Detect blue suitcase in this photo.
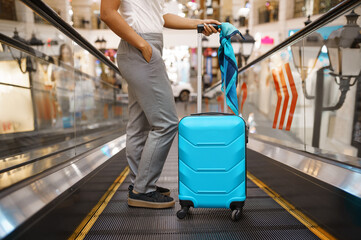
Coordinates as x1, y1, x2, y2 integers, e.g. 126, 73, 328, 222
177, 113, 247, 220
176, 24, 247, 220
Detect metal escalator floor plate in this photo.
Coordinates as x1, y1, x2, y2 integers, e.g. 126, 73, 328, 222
58, 202, 101, 215
247, 180, 258, 188
89, 176, 123, 183
111, 191, 129, 201
69, 191, 109, 202
118, 184, 131, 191
81, 182, 118, 191
247, 187, 270, 198
243, 197, 284, 211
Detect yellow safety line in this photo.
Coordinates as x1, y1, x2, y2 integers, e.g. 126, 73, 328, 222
247, 171, 337, 240
68, 166, 130, 240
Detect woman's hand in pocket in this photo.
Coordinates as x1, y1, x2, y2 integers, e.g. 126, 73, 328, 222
140, 42, 152, 63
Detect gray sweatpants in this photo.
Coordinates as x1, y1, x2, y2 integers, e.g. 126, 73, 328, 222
116, 33, 178, 193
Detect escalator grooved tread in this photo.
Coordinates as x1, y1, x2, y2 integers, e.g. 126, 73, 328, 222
84, 229, 318, 240
83, 138, 320, 240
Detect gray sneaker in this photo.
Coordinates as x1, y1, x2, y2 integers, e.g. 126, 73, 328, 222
128, 190, 175, 209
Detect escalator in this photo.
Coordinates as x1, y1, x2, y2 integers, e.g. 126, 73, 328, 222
1, 0, 361, 240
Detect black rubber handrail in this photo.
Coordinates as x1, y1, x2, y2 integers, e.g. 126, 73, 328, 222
20, 0, 120, 75
238, 0, 361, 74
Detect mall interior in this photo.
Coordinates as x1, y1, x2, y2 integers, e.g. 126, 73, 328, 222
0, 0, 361, 239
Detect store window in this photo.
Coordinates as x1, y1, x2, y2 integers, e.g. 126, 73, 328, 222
258, 1, 279, 24
236, 1, 250, 27
0, 0, 16, 21
294, 0, 344, 18
71, 1, 107, 29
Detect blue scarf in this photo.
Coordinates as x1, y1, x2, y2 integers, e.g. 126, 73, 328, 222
218, 23, 244, 115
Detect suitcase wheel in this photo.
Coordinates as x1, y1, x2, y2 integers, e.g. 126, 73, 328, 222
177, 207, 189, 219
231, 209, 242, 221
177, 200, 193, 219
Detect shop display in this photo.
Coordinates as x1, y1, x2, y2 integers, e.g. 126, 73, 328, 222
0, 57, 34, 134
163, 46, 191, 84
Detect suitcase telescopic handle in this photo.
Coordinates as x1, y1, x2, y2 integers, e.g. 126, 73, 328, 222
196, 23, 220, 113
197, 24, 220, 33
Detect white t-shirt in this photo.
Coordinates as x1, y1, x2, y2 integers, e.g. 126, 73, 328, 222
120, 0, 167, 33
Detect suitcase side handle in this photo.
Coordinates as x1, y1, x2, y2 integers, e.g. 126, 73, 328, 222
197, 24, 220, 33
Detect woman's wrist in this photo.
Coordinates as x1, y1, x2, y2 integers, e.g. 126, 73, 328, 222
132, 36, 148, 51
195, 19, 204, 28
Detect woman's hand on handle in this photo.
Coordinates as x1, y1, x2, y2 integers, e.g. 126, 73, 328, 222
163, 14, 221, 36
200, 19, 221, 36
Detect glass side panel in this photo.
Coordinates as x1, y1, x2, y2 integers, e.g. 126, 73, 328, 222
293, 0, 344, 18
240, 5, 361, 168
302, 7, 361, 167
239, 48, 306, 150
0, 0, 127, 189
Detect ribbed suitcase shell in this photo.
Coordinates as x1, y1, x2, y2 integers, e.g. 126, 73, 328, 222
178, 114, 246, 208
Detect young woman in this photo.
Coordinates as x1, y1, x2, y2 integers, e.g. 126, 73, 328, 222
101, 0, 220, 209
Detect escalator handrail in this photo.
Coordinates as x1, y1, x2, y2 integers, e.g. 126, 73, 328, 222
20, 0, 120, 76
238, 0, 360, 74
